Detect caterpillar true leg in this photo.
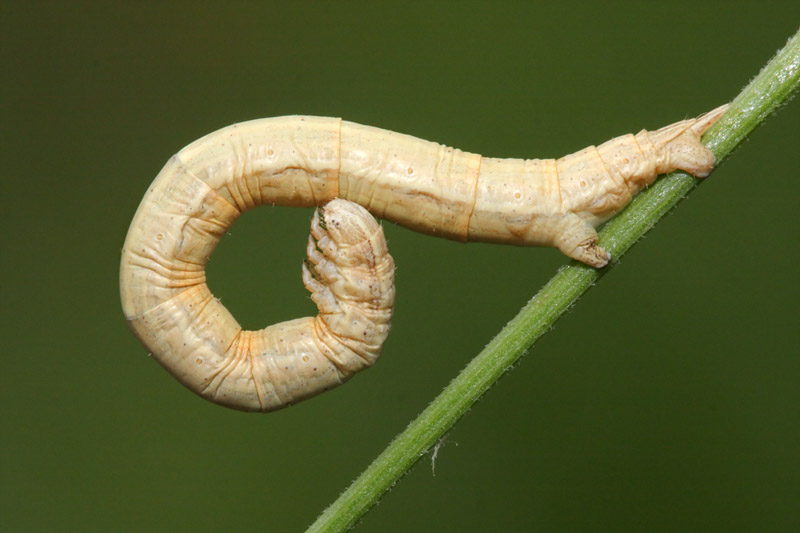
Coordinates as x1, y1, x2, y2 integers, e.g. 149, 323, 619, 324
121, 106, 727, 411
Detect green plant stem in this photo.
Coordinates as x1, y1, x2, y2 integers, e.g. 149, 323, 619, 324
308, 30, 800, 533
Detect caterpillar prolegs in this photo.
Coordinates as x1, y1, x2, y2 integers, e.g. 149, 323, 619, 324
120, 105, 727, 411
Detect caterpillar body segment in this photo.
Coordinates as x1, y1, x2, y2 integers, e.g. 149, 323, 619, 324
467, 104, 727, 265
120, 105, 727, 411
122, 196, 394, 412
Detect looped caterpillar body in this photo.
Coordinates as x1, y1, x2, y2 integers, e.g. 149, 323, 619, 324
120, 105, 727, 412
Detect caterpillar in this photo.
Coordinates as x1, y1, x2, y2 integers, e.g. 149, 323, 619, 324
120, 105, 727, 412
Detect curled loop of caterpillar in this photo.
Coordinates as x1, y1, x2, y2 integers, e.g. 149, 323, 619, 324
122, 197, 394, 413
120, 106, 727, 412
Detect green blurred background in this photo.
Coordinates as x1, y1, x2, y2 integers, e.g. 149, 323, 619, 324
2, 2, 798, 531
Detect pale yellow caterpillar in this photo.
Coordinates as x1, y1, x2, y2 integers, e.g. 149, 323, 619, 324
120, 106, 727, 412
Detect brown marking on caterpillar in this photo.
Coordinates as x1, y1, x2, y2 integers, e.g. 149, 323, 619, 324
120, 106, 727, 411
